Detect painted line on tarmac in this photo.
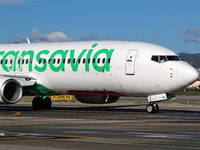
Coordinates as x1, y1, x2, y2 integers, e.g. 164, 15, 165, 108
42, 109, 145, 114
42, 109, 200, 115
0, 132, 99, 142
0, 111, 21, 118
64, 131, 200, 140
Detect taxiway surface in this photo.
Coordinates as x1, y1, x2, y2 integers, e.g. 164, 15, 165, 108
0, 100, 200, 150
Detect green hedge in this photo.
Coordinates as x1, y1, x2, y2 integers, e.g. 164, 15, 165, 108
177, 89, 200, 96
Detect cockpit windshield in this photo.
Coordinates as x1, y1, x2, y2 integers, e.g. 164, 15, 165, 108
151, 55, 181, 63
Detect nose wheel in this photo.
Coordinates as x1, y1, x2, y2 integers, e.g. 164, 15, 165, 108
146, 103, 159, 113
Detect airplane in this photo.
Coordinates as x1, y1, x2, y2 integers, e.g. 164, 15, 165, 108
0, 40, 198, 113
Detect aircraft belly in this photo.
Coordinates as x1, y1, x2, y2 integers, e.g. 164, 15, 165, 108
40, 72, 123, 96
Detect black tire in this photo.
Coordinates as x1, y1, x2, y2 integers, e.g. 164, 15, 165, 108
146, 104, 155, 113
32, 97, 43, 110
42, 97, 52, 110
154, 104, 159, 113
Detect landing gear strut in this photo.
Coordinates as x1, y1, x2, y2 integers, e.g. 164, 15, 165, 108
32, 96, 52, 110
146, 103, 159, 113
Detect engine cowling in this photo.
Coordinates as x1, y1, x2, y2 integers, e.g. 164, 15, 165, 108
0, 77, 22, 104
75, 95, 119, 104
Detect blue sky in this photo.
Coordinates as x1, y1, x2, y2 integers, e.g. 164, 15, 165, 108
0, 0, 200, 54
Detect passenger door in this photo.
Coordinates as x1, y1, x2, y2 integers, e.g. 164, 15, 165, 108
125, 50, 138, 75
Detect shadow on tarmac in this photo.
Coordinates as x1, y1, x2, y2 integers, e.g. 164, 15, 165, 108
0, 103, 200, 115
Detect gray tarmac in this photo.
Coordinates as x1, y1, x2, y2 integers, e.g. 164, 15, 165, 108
0, 96, 200, 150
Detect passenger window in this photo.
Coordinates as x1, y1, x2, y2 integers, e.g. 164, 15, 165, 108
30, 59, 33, 64
97, 58, 100, 64
26, 59, 29, 64
159, 56, 167, 63
108, 58, 111, 64
92, 58, 95, 64
57, 59, 60, 64
5, 59, 7, 64
83, 58, 86, 64
53, 59, 56, 64
17, 59, 20, 64
87, 59, 90, 64
0, 59, 3, 64
43, 59, 46, 64
10, 59, 13, 64
63, 59, 65, 64
102, 58, 105, 63
48, 59, 51, 64
68, 59, 70, 64
78, 59, 81, 64
73, 59, 76, 64
22, 59, 25, 64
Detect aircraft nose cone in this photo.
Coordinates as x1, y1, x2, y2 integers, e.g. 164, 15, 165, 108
177, 62, 199, 88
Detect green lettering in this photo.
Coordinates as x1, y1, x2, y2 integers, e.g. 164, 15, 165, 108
21, 50, 34, 72
2, 51, 19, 72
0, 43, 114, 73
49, 50, 68, 72
92, 43, 98, 48
92, 49, 114, 72
34, 50, 49, 72
70, 49, 87, 72
0, 51, 5, 56
84, 43, 98, 72
85, 50, 93, 72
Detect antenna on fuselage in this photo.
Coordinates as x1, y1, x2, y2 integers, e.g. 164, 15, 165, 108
27, 37, 31, 44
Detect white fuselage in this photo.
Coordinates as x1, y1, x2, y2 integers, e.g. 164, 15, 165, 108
0, 41, 198, 98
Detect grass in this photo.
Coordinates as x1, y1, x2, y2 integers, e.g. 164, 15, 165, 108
177, 89, 200, 96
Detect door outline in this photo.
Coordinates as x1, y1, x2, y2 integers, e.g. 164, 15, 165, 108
125, 50, 138, 75
7, 56, 15, 71
16, 56, 22, 71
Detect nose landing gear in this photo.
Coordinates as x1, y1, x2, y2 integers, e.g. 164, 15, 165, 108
146, 103, 159, 113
